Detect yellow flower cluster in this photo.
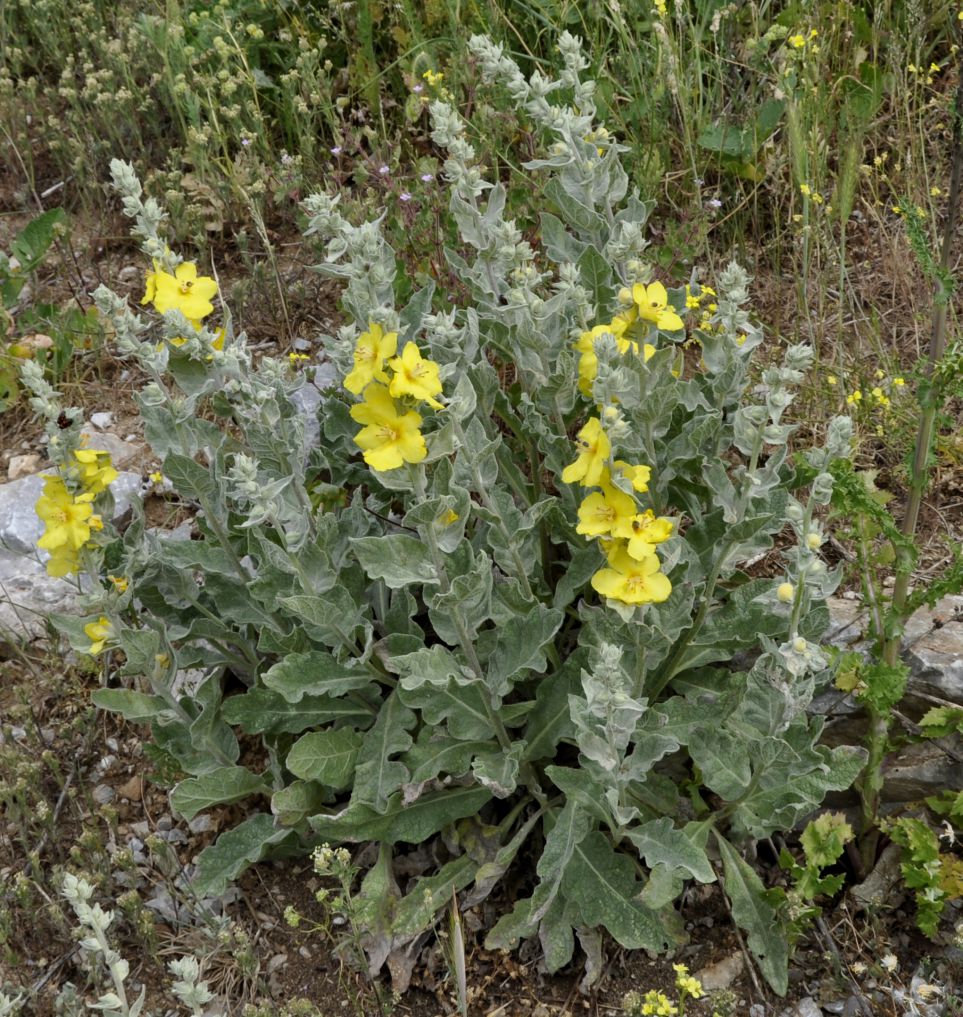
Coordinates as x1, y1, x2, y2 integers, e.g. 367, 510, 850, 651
684, 283, 717, 334
787, 28, 819, 51
639, 990, 677, 1016
35, 448, 117, 577
576, 281, 684, 398
673, 963, 705, 1001
562, 418, 673, 606
345, 323, 444, 472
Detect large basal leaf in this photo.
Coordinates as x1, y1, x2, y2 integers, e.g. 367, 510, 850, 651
171, 766, 270, 821
562, 832, 678, 952
351, 535, 439, 589
402, 732, 491, 784
261, 650, 372, 703
271, 779, 330, 826
389, 644, 466, 691
716, 835, 789, 995
286, 728, 364, 790
193, 813, 294, 897
308, 786, 492, 845
279, 589, 367, 648
223, 687, 373, 734
352, 693, 417, 811
398, 679, 497, 741
91, 689, 168, 723
485, 801, 590, 948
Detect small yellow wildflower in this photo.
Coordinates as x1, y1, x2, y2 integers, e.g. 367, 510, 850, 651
777, 582, 795, 603
789, 34, 806, 48
344, 323, 398, 394
846, 390, 863, 406
440, 508, 460, 525
350, 383, 427, 472
562, 418, 611, 487
388, 342, 444, 409
612, 461, 652, 493
149, 471, 164, 484
633, 281, 684, 332
827, 374, 837, 385
422, 69, 444, 87
147, 263, 218, 322
288, 352, 310, 364
893, 376, 906, 387
799, 183, 812, 197
673, 962, 705, 1001
591, 543, 672, 606
931, 186, 942, 196
36, 477, 99, 553
576, 482, 638, 539
84, 616, 114, 655
616, 510, 674, 561
71, 449, 118, 495
108, 575, 129, 593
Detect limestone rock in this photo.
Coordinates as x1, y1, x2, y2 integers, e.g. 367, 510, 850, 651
7, 453, 40, 480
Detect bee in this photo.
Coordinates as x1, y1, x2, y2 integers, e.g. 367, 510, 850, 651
56, 410, 71, 429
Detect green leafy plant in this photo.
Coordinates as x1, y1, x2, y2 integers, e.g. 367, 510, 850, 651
28, 35, 868, 996
884, 817, 953, 938
0, 206, 65, 410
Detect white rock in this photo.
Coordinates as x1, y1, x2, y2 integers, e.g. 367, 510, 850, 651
695, 951, 744, 990
89, 411, 114, 430
7, 453, 41, 480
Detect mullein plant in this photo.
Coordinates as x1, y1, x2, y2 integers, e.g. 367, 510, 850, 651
32, 32, 867, 996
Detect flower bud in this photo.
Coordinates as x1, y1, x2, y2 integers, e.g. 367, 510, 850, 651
793, 637, 807, 653
806, 532, 822, 550
617, 286, 633, 305
777, 582, 794, 603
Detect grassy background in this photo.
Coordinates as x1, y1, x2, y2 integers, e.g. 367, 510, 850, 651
2, 0, 962, 456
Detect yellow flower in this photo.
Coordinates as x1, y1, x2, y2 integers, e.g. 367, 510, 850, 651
71, 449, 118, 495
637, 989, 678, 1015
673, 963, 705, 1000
777, 582, 795, 603
826, 374, 837, 385
108, 575, 129, 593
575, 320, 649, 397
35, 477, 99, 552
591, 542, 672, 605
149, 263, 218, 322
562, 417, 610, 487
288, 352, 310, 364
149, 471, 164, 484
613, 510, 674, 560
632, 282, 684, 331
344, 323, 398, 395
388, 342, 444, 409
931, 186, 942, 196
789, 34, 806, 48
893, 376, 905, 387
350, 383, 426, 472
612, 461, 651, 493
46, 547, 80, 578
84, 615, 114, 655
799, 183, 812, 197
576, 482, 638, 538
846, 390, 862, 405
440, 508, 460, 525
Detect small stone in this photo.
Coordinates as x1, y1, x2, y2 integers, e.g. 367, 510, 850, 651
92, 784, 116, 805
749, 1006, 766, 1017
7, 454, 40, 480
695, 951, 744, 990
89, 411, 114, 430
156, 814, 173, 832
793, 999, 823, 1017
298, 946, 311, 959
188, 814, 213, 834
117, 775, 143, 801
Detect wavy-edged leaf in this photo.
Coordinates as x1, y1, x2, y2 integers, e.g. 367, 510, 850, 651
351, 535, 438, 589
287, 728, 364, 790
308, 786, 492, 844
716, 835, 789, 995
171, 766, 269, 821
193, 813, 293, 897
562, 832, 676, 951
223, 687, 372, 734
91, 689, 167, 723
353, 693, 416, 811
261, 651, 372, 703
626, 818, 715, 883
